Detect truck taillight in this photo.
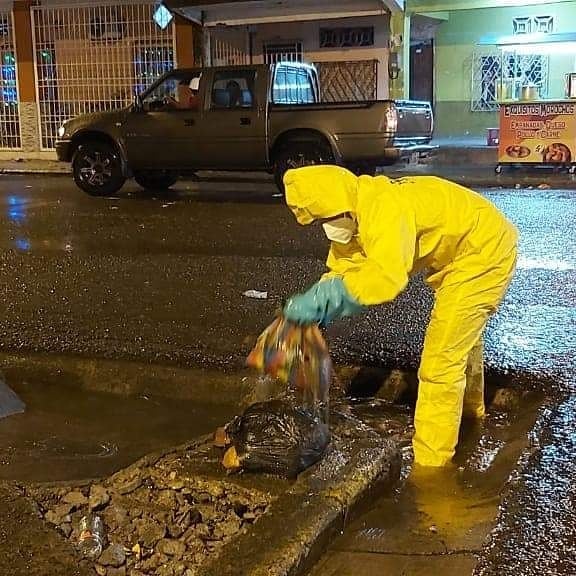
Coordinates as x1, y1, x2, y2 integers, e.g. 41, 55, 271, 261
383, 105, 398, 133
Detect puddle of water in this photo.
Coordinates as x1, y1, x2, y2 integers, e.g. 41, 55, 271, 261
0, 372, 237, 483
313, 385, 546, 575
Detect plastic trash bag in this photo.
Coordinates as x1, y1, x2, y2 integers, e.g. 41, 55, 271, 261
219, 316, 333, 477
246, 315, 332, 422
222, 400, 330, 478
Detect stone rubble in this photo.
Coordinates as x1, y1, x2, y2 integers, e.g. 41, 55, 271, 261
29, 449, 271, 576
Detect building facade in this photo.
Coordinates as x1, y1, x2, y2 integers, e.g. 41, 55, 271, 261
405, 0, 576, 140
0, 0, 409, 161
0, 0, 197, 160
166, 0, 406, 103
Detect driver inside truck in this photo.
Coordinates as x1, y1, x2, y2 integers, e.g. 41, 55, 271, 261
172, 76, 201, 110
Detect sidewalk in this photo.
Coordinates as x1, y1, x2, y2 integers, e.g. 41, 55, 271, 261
0, 159, 69, 175
1, 157, 576, 189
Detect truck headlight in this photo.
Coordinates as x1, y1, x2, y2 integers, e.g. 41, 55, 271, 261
57, 124, 66, 138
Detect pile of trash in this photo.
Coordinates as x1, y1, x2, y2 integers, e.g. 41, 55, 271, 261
218, 316, 333, 478
30, 451, 270, 576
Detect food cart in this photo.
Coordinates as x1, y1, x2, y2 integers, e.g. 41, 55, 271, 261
480, 33, 576, 173
497, 100, 576, 173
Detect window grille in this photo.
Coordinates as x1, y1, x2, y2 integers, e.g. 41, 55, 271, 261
32, 2, 176, 150
263, 42, 303, 64
320, 27, 374, 49
513, 15, 554, 35
0, 9, 20, 149
211, 30, 249, 66
472, 49, 548, 112
533, 15, 554, 34
512, 17, 532, 35
314, 60, 377, 102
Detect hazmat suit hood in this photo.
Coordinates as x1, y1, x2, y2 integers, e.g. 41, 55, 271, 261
284, 166, 359, 225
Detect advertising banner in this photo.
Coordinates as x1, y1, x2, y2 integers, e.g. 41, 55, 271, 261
499, 101, 576, 164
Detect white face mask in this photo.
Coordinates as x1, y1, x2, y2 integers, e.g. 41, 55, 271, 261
322, 216, 356, 244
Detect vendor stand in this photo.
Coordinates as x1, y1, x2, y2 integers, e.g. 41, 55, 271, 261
497, 100, 576, 173
479, 33, 576, 173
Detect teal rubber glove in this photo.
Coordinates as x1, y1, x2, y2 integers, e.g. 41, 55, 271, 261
284, 278, 363, 326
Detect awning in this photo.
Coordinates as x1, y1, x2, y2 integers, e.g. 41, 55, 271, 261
478, 32, 576, 46
164, 0, 403, 26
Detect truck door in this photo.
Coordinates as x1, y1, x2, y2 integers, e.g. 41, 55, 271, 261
198, 68, 268, 169
123, 70, 202, 171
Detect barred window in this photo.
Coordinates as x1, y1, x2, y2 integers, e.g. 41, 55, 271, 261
264, 42, 303, 64
319, 27, 374, 49
472, 51, 548, 112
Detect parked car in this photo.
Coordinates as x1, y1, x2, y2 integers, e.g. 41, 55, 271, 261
56, 62, 434, 196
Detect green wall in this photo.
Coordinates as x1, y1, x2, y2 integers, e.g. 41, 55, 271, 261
433, 2, 576, 138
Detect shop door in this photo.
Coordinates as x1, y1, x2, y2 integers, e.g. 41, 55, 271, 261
410, 41, 434, 104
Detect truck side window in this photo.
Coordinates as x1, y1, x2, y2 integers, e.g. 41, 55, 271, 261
142, 72, 202, 112
273, 64, 315, 105
211, 71, 256, 109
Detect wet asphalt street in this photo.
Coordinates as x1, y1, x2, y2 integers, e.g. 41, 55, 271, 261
1, 174, 576, 574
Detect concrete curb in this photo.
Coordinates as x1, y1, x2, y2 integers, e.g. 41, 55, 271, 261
198, 435, 401, 576
0, 351, 255, 405
4, 166, 576, 191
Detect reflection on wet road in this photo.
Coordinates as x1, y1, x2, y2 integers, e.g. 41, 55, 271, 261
0, 177, 575, 574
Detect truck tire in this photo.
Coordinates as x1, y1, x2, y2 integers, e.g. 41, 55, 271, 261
273, 140, 335, 192
134, 170, 178, 191
72, 141, 126, 197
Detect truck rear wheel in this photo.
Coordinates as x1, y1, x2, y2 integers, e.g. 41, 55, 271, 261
72, 141, 126, 197
134, 170, 178, 191
273, 141, 335, 192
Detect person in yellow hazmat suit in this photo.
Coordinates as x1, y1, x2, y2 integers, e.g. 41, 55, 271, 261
282, 165, 518, 467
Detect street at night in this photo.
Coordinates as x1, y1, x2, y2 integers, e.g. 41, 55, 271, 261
0, 174, 575, 575
3, 0, 576, 573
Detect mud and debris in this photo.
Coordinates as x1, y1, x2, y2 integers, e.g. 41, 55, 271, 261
29, 446, 272, 576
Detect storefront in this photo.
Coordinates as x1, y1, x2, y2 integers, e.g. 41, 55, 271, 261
406, 0, 576, 143
476, 33, 576, 169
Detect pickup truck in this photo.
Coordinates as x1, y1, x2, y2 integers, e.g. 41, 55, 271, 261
56, 62, 433, 196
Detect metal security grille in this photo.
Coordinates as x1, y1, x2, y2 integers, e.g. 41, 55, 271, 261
211, 29, 249, 66
319, 27, 374, 49
32, 2, 176, 149
472, 48, 549, 112
314, 60, 377, 102
264, 42, 303, 64
471, 50, 501, 112
0, 9, 21, 149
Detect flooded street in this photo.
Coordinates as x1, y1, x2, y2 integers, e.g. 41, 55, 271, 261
0, 175, 575, 574
0, 368, 236, 482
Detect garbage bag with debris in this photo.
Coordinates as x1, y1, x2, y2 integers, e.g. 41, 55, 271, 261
246, 315, 332, 422
221, 399, 330, 478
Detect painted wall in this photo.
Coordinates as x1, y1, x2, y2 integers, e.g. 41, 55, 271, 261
434, 2, 576, 138
251, 16, 391, 98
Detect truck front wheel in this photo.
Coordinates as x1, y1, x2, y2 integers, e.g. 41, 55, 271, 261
273, 141, 335, 192
72, 141, 126, 197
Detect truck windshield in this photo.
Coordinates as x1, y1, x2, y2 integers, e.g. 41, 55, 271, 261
273, 64, 317, 105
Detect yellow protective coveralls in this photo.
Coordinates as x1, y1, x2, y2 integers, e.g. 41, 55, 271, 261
284, 165, 518, 467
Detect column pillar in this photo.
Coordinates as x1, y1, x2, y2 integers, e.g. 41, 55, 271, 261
13, 0, 41, 152
174, 14, 196, 68
389, 11, 411, 100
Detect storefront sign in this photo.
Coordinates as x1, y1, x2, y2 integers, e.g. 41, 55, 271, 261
499, 102, 576, 164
